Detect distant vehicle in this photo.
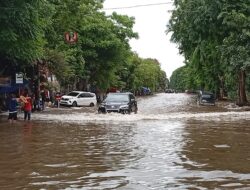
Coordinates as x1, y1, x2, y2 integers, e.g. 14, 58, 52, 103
165, 89, 175, 93
98, 92, 138, 114
185, 90, 197, 94
60, 91, 97, 107
198, 91, 216, 106
107, 87, 120, 93
141, 87, 151, 95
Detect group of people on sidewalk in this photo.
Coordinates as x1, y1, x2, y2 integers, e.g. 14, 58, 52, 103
7, 91, 32, 123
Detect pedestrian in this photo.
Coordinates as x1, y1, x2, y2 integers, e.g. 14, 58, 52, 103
31, 94, 36, 111
7, 93, 18, 123
54, 92, 61, 107
22, 93, 32, 121
40, 90, 46, 110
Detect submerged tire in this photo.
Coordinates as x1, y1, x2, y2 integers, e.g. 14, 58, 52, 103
134, 107, 138, 114
72, 101, 77, 107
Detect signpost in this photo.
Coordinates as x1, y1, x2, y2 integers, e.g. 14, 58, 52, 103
16, 73, 23, 95
64, 32, 78, 44
16, 73, 23, 84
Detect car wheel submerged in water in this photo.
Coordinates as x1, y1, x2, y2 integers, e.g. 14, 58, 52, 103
72, 101, 77, 107
121, 109, 131, 114
134, 107, 138, 114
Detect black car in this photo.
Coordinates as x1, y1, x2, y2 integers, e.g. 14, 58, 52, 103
198, 91, 216, 106
98, 92, 138, 114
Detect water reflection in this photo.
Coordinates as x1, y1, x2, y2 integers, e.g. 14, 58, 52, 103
0, 121, 143, 189
23, 122, 33, 137
178, 120, 250, 189
0, 120, 186, 189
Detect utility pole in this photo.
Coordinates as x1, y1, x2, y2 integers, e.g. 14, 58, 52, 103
36, 60, 41, 110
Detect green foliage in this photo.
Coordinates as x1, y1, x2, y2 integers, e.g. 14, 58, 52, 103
169, 0, 250, 102
0, 0, 166, 94
133, 58, 166, 92
168, 0, 225, 93
0, 0, 50, 62
45, 0, 139, 90
170, 66, 188, 92
219, 1, 250, 71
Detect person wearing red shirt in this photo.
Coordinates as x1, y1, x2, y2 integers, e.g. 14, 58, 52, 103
22, 94, 32, 121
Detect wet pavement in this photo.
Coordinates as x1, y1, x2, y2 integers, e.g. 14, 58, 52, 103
0, 93, 250, 189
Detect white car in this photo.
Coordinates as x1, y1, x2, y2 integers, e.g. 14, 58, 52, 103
60, 91, 97, 107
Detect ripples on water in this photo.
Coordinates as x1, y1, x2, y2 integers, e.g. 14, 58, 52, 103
0, 93, 250, 189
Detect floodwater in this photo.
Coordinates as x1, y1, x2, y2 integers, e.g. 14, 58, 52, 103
0, 93, 250, 190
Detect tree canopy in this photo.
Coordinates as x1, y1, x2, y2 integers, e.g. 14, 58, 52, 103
168, 0, 250, 105
0, 0, 168, 94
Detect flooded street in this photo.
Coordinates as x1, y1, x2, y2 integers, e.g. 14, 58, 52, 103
0, 93, 250, 189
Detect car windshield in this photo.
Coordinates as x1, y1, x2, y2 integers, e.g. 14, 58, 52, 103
67, 92, 79, 97
105, 94, 129, 102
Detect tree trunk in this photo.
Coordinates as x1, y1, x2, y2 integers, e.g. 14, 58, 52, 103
218, 75, 226, 100
237, 70, 248, 106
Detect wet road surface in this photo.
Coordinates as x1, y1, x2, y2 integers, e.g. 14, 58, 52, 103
0, 93, 250, 189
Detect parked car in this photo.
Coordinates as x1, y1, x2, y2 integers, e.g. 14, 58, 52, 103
98, 92, 138, 114
141, 87, 151, 95
165, 89, 175, 93
198, 91, 216, 106
60, 91, 97, 107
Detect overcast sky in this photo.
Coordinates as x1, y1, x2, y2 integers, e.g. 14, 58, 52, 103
103, 0, 185, 78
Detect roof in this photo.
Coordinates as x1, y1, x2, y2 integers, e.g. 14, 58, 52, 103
70, 91, 93, 93
108, 92, 133, 95
202, 91, 214, 95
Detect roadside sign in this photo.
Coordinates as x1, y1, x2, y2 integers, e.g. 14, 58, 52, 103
65, 32, 78, 44
16, 73, 23, 84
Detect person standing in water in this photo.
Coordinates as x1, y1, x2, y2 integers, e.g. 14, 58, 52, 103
7, 93, 18, 123
22, 93, 32, 121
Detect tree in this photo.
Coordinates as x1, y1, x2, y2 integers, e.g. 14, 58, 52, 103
219, 0, 250, 105
168, 0, 250, 105
170, 66, 188, 92
0, 0, 49, 63
168, 0, 226, 94
46, 0, 138, 91
133, 58, 166, 92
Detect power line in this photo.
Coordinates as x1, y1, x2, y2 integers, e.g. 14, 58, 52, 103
0, 2, 173, 11
103, 2, 173, 10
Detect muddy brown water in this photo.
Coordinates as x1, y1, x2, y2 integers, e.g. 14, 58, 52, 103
0, 93, 250, 189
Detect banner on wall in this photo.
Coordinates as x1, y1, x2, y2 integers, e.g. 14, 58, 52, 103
0, 77, 11, 87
